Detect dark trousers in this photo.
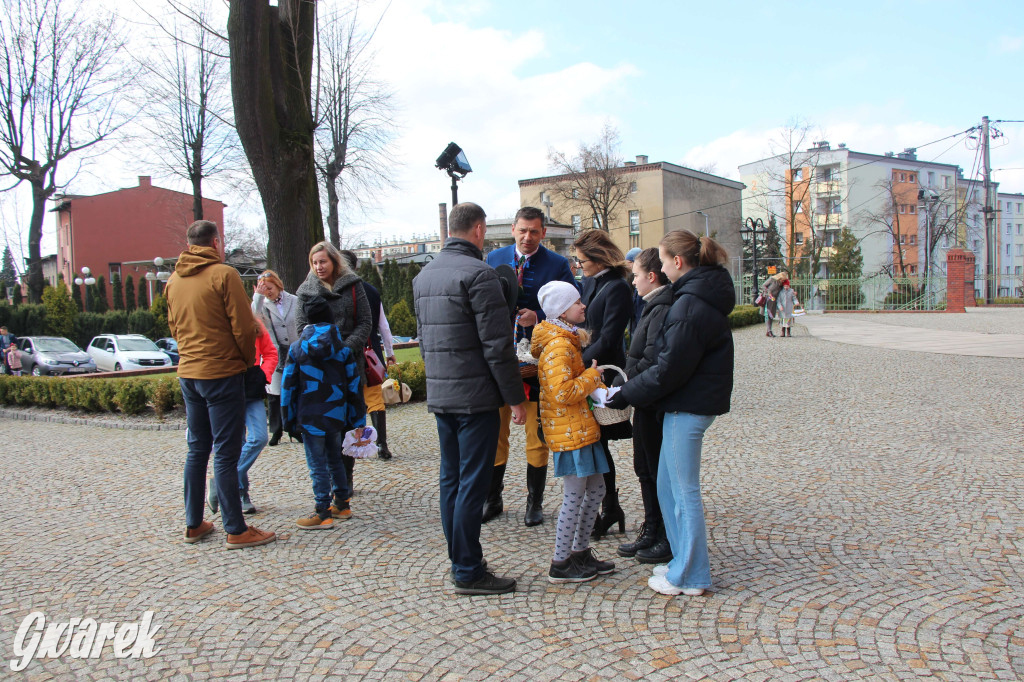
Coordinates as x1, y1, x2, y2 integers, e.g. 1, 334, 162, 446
267, 394, 282, 435
180, 374, 247, 535
632, 407, 664, 526
435, 410, 500, 583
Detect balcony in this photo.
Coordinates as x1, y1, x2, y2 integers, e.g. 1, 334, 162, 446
814, 213, 844, 228
815, 181, 841, 195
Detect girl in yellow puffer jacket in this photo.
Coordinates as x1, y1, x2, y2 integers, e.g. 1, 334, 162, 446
532, 281, 616, 584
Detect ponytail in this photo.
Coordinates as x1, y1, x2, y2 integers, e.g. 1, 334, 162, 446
659, 229, 728, 269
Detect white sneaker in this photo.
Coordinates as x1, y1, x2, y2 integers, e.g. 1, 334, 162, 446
652, 564, 669, 578
648, 575, 682, 595
682, 587, 705, 596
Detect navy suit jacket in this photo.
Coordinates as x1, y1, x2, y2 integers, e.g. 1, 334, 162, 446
485, 244, 577, 339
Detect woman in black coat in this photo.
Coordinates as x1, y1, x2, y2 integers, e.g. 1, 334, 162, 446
605, 229, 735, 597
573, 229, 632, 537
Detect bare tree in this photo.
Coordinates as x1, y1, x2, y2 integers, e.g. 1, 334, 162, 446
315, 4, 398, 249
228, 0, 322, 291
547, 124, 631, 232
223, 219, 269, 262
0, 0, 127, 302
132, 0, 245, 222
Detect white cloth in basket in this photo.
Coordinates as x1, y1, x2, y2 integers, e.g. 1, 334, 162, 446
588, 386, 620, 408
342, 426, 378, 459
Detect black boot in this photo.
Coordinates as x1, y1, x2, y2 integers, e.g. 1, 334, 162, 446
592, 487, 626, 538
524, 464, 547, 527
636, 522, 672, 564
617, 520, 658, 557
371, 411, 393, 460
481, 464, 506, 524
343, 454, 355, 497
267, 396, 282, 446
268, 429, 282, 447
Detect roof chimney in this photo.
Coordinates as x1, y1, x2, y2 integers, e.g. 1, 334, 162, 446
636, 155, 648, 165
138, 176, 152, 188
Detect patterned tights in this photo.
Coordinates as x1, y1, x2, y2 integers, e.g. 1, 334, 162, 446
552, 473, 605, 562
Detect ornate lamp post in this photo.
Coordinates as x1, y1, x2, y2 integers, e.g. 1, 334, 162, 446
73, 267, 96, 312
145, 257, 172, 301
741, 218, 768, 298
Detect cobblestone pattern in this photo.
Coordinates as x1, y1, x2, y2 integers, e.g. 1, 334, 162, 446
0, 314, 1022, 680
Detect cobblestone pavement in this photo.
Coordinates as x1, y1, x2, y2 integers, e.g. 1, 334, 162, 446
1, 313, 1022, 680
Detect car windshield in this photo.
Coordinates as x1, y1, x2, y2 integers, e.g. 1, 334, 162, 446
36, 338, 80, 352
163, 340, 178, 351
119, 338, 159, 351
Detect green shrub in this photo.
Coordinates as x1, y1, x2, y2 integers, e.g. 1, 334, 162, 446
992, 297, 1024, 304
127, 309, 156, 337
42, 286, 77, 338
388, 300, 417, 338
387, 359, 426, 401
150, 295, 170, 339
728, 304, 762, 329
148, 377, 178, 417
114, 380, 149, 415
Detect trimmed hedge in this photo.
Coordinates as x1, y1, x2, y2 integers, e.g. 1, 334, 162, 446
0, 375, 183, 415
729, 304, 762, 328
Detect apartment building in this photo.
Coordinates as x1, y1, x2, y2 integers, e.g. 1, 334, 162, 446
518, 155, 745, 259
739, 144, 985, 281
997, 192, 1024, 296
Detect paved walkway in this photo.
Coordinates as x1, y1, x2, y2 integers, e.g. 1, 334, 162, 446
799, 309, 1024, 358
1, 318, 1022, 680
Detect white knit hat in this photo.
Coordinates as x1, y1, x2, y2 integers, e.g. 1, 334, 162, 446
538, 281, 581, 321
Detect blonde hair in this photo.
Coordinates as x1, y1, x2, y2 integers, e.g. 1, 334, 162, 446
659, 229, 728, 268
308, 241, 350, 285
573, 229, 629, 279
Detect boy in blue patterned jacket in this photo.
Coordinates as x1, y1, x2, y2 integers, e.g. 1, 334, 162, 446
282, 295, 366, 530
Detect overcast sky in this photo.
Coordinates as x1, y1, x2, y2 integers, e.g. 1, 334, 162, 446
6, 0, 1023, 259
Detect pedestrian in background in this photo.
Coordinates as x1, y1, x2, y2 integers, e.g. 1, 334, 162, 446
5, 341, 21, 375
605, 229, 735, 597
252, 269, 299, 446
759, 271, 787, 338
777, 280, 800, 337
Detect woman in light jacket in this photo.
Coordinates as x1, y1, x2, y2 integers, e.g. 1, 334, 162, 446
253, 269, 300, 446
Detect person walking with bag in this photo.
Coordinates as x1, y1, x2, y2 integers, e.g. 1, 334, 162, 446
604, 230, 735, 596
777, 279, 800, 337
759, 271, 787, 338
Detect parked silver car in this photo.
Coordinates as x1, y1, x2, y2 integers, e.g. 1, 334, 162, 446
14, 336, 98, 376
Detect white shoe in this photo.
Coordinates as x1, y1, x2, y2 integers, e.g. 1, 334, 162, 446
648, 575, 682, 595
652, 564, 669, 578
682, 587, 705, 596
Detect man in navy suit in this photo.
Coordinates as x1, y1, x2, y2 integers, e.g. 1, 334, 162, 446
483, 206, 577, 527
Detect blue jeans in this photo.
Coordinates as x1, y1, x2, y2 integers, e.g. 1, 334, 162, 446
238, 400, 268, 492
658, 411, 716, 590
180, 374, 247, 535
435, 411, 500, 583
303, 430, 349, 512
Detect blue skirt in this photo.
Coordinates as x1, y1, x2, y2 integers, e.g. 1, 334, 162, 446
553, 441, 610, 478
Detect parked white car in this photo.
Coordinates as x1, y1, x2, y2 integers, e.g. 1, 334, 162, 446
86, 334, 172, 372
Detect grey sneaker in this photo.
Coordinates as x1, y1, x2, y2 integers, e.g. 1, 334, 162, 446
571, 548, 615, 575
453, 571, 516, 595
240, 491, 256, 515
548, 557, 597, 584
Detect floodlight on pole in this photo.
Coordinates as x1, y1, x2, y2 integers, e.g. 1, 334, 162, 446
435, 142, 472, 206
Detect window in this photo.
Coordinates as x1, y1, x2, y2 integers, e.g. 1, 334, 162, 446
793, 201, 803, 214
942, 235, 950, 248
571, 215, 581, 230
908, 173, 915, 183
1016, 245, 1023, 256
973, 239, 980, 251
629, 181, 637, 193
629, 210, 640, 235
795, 233, 804, 244
830, 200, 842, 214
793, 168, 803, 181
909, 265, 917, 274
899, 205, 906, 214
942, 176, 950, 189
942, 262, 947, 275
1018, 224, 1022, 235
1007, 223, 1013, 234
898, 172, 906, 182
539, 191, 549, 204
1017, 266, 1023, 275
899, 234, 906, 244
908, 205, 915, 214
927, 172, 935, 186
1007, 244, 1012, 255
571, 188, 579, 199
909, 235, 917, 245
592, 215, 602, 229
1018, 202, 1022, 213
942, 205, 949, 219
109, 263, 121, 281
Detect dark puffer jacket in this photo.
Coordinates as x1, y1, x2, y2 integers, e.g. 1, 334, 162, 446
413, 238, 526, 414
624, 284, 674, 380
620, 265, 735, 416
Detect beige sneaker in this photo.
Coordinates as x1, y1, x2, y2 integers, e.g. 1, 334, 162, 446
296, 512, 335, 530
329, 501, 352, 520
225, 526, 276, 549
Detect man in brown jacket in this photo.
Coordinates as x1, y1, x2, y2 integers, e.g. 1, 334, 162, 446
166, 220, 276, 549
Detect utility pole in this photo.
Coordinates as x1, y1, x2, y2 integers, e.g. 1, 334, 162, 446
982, 115, 995, 303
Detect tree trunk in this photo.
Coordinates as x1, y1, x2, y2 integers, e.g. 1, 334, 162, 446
325, 168, 340, 247
191, 173, 204, 221
228, 0, 323, 291
27, 181, 51, 304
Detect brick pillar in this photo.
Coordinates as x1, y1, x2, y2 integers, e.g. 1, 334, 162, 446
946, 249, 975, 313
439, 203, 449, 243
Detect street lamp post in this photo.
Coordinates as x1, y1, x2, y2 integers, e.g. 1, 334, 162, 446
73, 267, 96, 312
696, 211, 709, 237
146, 257, 171, 302
741, 217, 768, 299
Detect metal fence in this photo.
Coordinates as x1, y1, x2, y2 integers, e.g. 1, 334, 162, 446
738, 274, 1024, 311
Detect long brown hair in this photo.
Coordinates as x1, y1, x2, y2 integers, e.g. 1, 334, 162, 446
659, 229, 728, 268
573, 229, 629, 278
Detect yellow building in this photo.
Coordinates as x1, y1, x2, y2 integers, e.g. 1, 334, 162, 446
518, 155, 745, 260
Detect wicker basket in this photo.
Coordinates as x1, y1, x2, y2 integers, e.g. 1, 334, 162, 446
519, 363, 538, 379
592, 365, 631, 425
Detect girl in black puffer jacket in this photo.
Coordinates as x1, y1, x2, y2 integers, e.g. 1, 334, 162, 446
608, 229, 735, 598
